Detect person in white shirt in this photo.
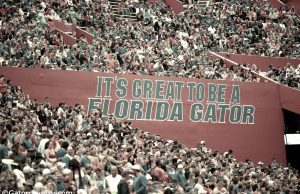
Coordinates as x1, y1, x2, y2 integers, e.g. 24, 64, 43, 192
13, 167, 26, 190
106, 166, 122, 194
37, 133, 50, 157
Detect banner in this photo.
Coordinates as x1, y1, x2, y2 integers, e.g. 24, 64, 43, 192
0, 67, 286, 164
88, 77, 255, 124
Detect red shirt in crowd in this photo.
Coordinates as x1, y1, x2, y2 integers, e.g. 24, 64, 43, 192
0, 77, 6, 93
152, 166, 168, 182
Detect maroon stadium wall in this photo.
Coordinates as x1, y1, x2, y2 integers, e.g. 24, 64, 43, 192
267, 0, 285, 9
0, 67, 286, 165
286, 0, 300, 13
163, 0, 183, 15
279, 86, 300, 115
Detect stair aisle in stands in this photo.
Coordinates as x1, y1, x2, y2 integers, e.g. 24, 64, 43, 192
179, 0, 210, 8
108, 0, 137, 21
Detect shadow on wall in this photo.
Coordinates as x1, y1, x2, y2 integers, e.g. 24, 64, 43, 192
168, 0, 183, 15
286, 0, 300, 13
162, 0, 183, 15
267, 0, 285, 9
268, 0, 300, 13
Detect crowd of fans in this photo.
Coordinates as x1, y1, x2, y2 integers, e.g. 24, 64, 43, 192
1, 1, 300, 192
0, 0, 299, 83
262, 63, 300, 89
0, 75, 299, 193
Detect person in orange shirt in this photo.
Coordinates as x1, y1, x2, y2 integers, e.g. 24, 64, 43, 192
0, 75, 7, 93
151, 159, 168, 182
105, 58, 117, 70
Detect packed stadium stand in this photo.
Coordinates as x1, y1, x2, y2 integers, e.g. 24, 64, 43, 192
0, 0, 300, 193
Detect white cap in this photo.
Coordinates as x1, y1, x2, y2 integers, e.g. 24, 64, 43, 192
131, 164, 142, 171
145, 174, 152, 180
77, 189, 88, 194
50, 167, 58, 173
34, 182, 45, 190
63, 169, 72, 175
56, 162, 66, 168
42, 168, 50, 176
1, 159, 18, 171
249, 171, 256, 176
177, 164, 183, 169
179, 149, 186, 155
23, 166, 34, 173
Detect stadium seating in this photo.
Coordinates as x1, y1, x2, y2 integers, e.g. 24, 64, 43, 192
0, 0, 300, 192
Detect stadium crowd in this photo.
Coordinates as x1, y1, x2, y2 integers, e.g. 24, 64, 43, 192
0, 0, 299, 83
0, 0, 300, 192
0, 75, 299, 193
263, 63, 300, 89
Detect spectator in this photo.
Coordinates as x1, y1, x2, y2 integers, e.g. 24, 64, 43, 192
0, 137, 8, 160
175, 164, 186, 188
92, 167, 107, 193
106, 165, 122, 194
117, 171, 130, 194
151, 159, 168, 182
264, 63, 300, 89
132, 164, 147, 194
56, 141, 69, 158
63, 147, 75, 169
